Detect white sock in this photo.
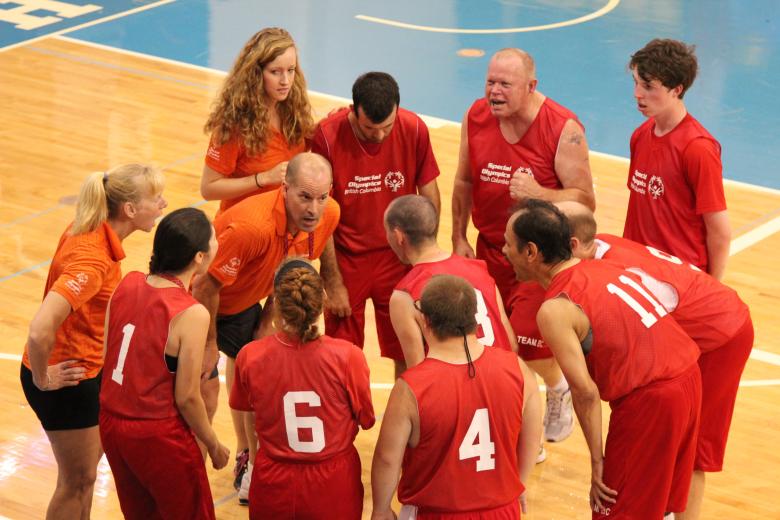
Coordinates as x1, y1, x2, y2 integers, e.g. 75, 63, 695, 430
549, 377, 569, 393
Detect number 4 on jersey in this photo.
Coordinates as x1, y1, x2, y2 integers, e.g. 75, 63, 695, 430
458, 408, 495, 471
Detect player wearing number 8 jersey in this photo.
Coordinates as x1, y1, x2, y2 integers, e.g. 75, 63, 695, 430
503, 200, 702, 519
385, 195, 517, 369
100, 208, 230, 519
372, 275, 541, 519
230, 258, 375, 519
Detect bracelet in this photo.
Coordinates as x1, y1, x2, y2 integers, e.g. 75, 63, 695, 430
254, 173, 261, 189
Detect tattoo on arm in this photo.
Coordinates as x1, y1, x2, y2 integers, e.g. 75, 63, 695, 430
567, 132, 584, 145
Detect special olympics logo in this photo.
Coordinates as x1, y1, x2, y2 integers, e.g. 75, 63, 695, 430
648, 175, 665, 199
384, 171, 405, 192
229, 257, 241, 268
75, 273, 89, 286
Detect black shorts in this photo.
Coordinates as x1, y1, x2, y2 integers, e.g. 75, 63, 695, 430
216, 303, 261, 358
20, 364, 101, 431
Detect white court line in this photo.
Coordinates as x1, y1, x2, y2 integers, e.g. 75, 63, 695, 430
739, 379, 780, 388
355, 0, 621, 34
750, 349, 780, 366
0, 0, 177, 54
730, 216, 780, 255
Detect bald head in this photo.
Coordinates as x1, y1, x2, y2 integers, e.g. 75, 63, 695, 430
491, 48, 536, 79
286, 152, 332, 187
555, 201, 597, 246
384, 194, 439, 248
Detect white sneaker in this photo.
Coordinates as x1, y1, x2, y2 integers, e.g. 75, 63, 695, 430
544, 385, 574, 442
536, 444, 547, 464
238, 462, 252, 506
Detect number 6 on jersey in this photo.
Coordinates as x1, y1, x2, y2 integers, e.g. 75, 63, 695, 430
458, 408, 495, 471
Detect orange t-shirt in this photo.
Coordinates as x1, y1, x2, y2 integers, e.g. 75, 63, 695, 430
208, 189, 340, 315
22, 222, 125, 379
205, 129, 306, 213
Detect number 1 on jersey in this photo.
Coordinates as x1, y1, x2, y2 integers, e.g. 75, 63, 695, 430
607, 274, 667, 328
111, 323, 136, 385
459, 408, 495, 471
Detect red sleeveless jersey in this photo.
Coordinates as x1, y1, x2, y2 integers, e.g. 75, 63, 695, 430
624, 114, 725, 271
395, 255, 512, 351
546, 260, 699, 402
230, 333, 375, 462
100, 272, 198, 419
312, 107, 439, 254
468, 97, 581, 247
398, 347, 524, 512
595, 233, 750, 353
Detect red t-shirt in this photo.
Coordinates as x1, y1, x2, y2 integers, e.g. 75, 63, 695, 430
398, 347, 524, 512
205, 130, 306, 214
623, 114, 725, 272
230, 333, 375, 462
311, 107, 440, 254
468, 97, 581, 247
595, 233, 749, 353
101, 272, 198, 419
395, 255, 512, 351
546, 260, 699, 402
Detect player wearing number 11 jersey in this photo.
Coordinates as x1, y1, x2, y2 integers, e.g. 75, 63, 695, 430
372, 275, 541, 520
504, 200, 702, 519
230, 258, 375, 519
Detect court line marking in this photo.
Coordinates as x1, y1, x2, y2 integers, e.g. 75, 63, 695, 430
0, 260, 51, 283
52, 35, 780, 187
730, 215, 780, 255
355, 0, 621, 34
589, 150, 780, 196
0, 0, 177, 54
4, 357, 777, 387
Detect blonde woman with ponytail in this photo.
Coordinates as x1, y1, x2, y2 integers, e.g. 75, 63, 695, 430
20, 164, 166, 520
229, 258, 375, 517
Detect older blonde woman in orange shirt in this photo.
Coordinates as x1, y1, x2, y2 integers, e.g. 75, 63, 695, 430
21, 164, 166, 520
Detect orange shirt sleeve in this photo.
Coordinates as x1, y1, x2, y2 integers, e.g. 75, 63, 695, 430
49, 253, 109, 311
208, 225, 265, 288
205, 133, 241, 176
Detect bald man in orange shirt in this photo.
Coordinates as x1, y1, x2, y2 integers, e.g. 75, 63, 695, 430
193, 152, 340, 498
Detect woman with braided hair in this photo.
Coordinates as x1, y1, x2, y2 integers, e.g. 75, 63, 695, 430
230, 258, 375, 518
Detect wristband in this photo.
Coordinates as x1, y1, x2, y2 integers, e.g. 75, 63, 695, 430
254, 173, 261, 188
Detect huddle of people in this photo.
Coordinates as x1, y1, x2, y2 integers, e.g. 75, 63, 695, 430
20, 25, 748, 520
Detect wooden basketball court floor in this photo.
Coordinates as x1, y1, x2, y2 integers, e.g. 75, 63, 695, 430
0, 36, 778, 519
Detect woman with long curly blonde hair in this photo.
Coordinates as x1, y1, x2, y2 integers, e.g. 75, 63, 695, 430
201, 27, 314, 215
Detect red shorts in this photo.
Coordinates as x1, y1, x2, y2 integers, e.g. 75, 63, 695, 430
249, 446, 363, 520
402, 500, 520, 519
696, 316, 753, 471
325, 247, 408, 360
476, 234, 517, 309
596, 365, 701, 519
99, 413, 214, 520
508, 282, 554, 362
